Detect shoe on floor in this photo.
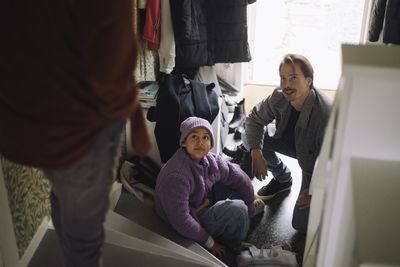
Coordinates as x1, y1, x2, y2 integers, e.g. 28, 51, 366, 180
253, 199, 265, 216
222, 145, 242, 158
229, 99, 245, 127
256, 178, 292, 201
222, 144, 247, 159
239, 149, 252, 179
120, 161, 155, 207
233, 121, 244, 141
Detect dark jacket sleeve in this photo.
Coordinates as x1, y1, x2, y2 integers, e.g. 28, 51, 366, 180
382, 0, 400, 44
170, 0, 200, 40
368, 0, 387, 42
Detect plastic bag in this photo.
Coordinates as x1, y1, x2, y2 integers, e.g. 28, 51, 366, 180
237, 243, 297, 267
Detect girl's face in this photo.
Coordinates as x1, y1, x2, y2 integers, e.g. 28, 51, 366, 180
182, 128, 212, 163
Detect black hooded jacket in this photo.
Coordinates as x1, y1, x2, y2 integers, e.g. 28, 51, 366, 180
368, 0, 400, 44
170, 0, 255, 68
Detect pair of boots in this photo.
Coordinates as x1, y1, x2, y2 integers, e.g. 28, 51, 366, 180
223, 144, 252, 179
229, 99, 245, 141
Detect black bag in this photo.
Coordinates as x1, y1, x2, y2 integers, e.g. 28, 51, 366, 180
128, 156, 161, 188
147, 74, 219, 163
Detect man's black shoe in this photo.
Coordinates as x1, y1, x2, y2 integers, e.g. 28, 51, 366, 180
256, 178, 292, 201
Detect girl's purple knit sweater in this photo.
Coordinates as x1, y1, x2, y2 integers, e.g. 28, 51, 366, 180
155, 148, 255, 246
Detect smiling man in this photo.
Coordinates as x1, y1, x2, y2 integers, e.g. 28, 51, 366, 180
241, 54, 332, 233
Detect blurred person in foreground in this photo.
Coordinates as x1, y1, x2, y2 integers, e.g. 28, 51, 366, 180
0, 1, 151, 266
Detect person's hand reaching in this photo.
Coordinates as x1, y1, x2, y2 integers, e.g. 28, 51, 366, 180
251, 149, 268, 181
296, 189, 311, 210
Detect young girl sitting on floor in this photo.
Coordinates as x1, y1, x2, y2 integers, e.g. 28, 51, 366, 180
155, 117, 264, 258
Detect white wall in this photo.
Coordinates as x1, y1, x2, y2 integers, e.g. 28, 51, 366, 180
305, 44, 400, 267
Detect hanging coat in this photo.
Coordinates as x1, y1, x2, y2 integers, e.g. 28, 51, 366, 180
169, 0, 255, 68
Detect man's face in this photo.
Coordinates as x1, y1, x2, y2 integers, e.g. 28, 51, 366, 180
182, 128, 211, 163
279, 63, 312, 108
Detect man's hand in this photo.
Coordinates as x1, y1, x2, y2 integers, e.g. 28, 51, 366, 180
210, 242, 226, 259
296, 189, 311, 210
196, 198, 210, 214
251, 149, 268, 181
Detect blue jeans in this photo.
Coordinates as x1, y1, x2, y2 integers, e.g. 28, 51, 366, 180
197, 199, 248, 249
44, 120, 125, 267
242, 124, 310, 233
197, 183, 249, 249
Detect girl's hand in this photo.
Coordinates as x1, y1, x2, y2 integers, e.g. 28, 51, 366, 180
196, 198, 210, 214
210, 242, 226, 259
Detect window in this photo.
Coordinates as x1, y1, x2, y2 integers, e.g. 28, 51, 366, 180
248, 0, 367, 90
